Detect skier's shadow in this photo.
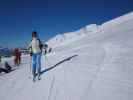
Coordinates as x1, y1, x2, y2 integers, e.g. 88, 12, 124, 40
40, 54, 78, 75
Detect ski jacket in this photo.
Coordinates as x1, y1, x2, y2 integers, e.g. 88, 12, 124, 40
29, 38, 43, 54
14, 49, 21, 58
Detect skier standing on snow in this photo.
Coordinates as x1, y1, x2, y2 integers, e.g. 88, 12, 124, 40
28, 31, 43, 81
14, 48, 21, 66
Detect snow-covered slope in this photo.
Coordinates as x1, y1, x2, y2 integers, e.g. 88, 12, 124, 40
47, 24, 101, 48
101, 12, 133, 30
47, 12, 133, 48
0, 11, 133, 100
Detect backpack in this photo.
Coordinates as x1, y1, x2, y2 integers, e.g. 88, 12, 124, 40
38, 39, 43, 50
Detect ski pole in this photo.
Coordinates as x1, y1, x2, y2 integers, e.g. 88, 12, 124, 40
29, 55, 32, 78
45, 54, 48, 61
44, 54, 50, 65
30, 57, 32, 73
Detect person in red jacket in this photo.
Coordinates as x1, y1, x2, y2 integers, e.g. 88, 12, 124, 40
14, 48, 21, 66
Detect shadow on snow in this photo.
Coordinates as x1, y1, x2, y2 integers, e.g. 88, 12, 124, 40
40, 54, 78, 75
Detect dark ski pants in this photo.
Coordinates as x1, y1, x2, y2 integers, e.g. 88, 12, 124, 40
0, 68, 10, 73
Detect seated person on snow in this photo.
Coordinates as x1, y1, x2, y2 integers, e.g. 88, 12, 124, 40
0, 61, 12, 73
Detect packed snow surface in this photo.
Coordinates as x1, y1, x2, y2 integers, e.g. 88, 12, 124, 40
0, 12, 133, 100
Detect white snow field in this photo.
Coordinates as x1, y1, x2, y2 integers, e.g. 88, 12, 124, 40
0, 11, 133, 100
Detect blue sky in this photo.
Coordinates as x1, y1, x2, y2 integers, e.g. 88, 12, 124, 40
0, 0, 133, 48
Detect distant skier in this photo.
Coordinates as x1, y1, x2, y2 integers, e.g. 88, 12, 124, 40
14, 48, 21, 66
44, 44, 48, 55
28, 31, 43, 81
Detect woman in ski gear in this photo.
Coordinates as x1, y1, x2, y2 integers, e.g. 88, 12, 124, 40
14, 48, 21, 66
28, 31, 43, 81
